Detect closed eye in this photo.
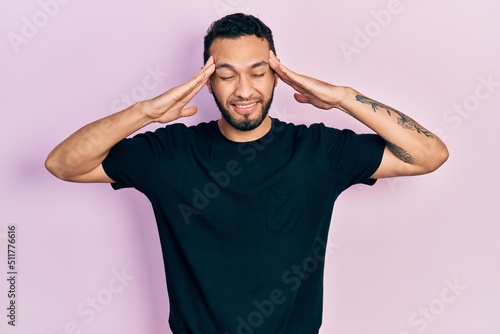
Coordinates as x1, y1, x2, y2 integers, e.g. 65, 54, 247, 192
218, 76, 235, 81
252, 73, 265, 78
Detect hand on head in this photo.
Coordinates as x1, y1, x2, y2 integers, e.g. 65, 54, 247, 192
268, 51, 347, 110
143, 56, 216, 123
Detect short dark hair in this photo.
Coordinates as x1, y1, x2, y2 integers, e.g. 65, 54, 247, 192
203, 13, 276, 63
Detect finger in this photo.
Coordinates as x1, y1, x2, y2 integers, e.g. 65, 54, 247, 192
269, 51, 287, 79
174, 61, 215, 103
190, 61, 215, 90
294, 92, 332, 110
201, 56, 215, 74
183, 56, 215, 93
179, 106, 198, 118
268, 51, 292, 78
268, 51, 305, 89
171, 79, 208, 110
269, 50, 279, 69
294, 93, 311, 104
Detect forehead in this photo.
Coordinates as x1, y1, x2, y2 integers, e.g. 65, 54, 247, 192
209, 35, 270, 68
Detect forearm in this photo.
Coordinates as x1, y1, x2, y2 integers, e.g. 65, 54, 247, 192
267, 52, 448, 175
45, 102, 153, 180
45, 57, 214, 182
337, 87, 449, 173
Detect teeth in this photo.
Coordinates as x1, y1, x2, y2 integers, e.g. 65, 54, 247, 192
235, 102, 257, 109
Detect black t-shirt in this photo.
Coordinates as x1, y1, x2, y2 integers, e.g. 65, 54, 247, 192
102, 118, 385, 334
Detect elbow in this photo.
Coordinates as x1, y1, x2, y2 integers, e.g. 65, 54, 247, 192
434, 142, 450, 170
44, 152, 70, 181
421, 143, 449, 174
44, 154, 62, 179
440, 145, 450, 166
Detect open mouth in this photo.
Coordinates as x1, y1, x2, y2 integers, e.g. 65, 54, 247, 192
232, 101, 259, 114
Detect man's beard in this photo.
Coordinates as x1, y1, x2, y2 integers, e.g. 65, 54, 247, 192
212, 89, 275, 131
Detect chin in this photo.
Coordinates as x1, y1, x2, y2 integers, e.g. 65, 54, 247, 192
223, 110, 268, 131
213, 89, 275, 131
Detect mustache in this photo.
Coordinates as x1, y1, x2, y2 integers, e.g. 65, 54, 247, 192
230, 98, 260, 103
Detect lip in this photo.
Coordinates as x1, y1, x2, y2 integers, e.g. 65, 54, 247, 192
232, 101, 259, 114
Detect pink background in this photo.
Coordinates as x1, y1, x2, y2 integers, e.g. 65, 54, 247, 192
1, 0, 499, 333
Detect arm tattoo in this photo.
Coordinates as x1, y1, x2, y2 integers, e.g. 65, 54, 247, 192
386, 141, 415, 164
356, 95, 392, 115
355, 95, 434, 138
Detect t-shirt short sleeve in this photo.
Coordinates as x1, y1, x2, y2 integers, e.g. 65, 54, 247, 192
319, 125, 386, 189
102, 129, 168, 192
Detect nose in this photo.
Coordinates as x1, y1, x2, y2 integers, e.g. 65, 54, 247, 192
234, 76, 253, 99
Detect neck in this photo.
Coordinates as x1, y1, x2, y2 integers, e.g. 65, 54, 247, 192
217, 116, 272, 142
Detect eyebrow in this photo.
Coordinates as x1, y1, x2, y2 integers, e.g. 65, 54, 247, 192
215, 61, 269, 70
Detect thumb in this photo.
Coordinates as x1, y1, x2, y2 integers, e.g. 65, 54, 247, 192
294, 93, 310, 104
179, 106, 198, 118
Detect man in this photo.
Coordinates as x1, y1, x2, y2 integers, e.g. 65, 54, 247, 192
45, 13, 448, 334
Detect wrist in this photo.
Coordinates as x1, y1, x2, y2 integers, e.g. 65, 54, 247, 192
133, 101, 157, 126
335, 86, 358, 113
